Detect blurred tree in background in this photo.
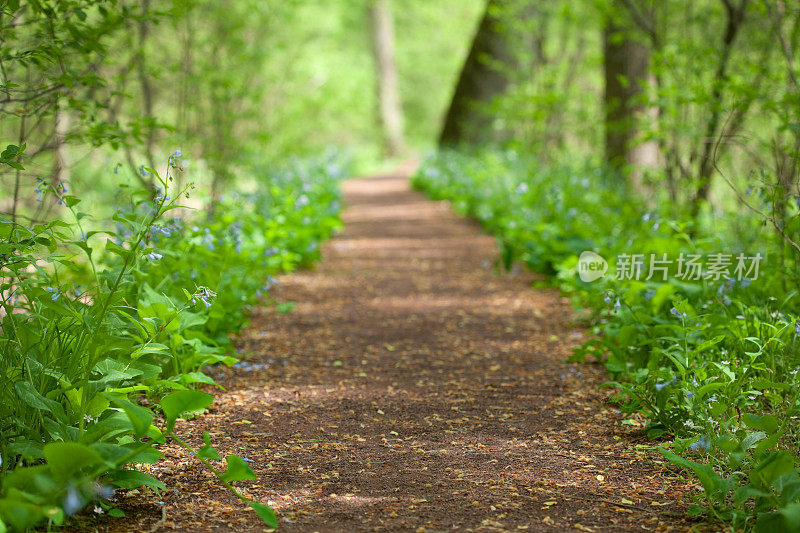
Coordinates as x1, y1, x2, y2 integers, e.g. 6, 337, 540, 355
0, 0, 481, 219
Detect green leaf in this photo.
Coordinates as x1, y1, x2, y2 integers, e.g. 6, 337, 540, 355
695, 335, 725, 353
43, 442, 105, 483
108, 508, 126, 518
743, 413, 779, 434
198, 431, 221, 460
14, 381, 60, 411
659, 448, 727, 497
220, 455, 256, 482
63, 195, 81, 207
103, 394, 154, 438
106, 469, 166, 494
696, 381, 725, 400
160, 390, 213, 432
781, 506, 800, 532
751, 452, 796, 490
247, 500, 277, 527
14, 381, 66, 422
105, 238, 130, 260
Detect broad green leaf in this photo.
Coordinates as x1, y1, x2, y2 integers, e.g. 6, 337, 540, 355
160, 390, 213, 432
779, 505, 800, 533
220, 455, 256, 482
247, 500, 277, 527
659, 448, 727, 496
751, 452, 796, 490
104, 394, 154, 438
43, 442, 105, 483
198, 431, 221, 460
743, 413, 779, 434
106, 469, 166, 494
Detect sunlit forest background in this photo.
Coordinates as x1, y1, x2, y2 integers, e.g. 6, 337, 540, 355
2, 0, 800, 531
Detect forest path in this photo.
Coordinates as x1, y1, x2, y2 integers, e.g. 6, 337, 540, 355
121, 172, 693, 532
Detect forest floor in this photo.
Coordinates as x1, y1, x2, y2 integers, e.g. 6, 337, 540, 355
92, 171, 698, 532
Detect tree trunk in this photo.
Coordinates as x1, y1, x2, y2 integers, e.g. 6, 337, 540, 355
603, 3, 657, 189
369, 0, 405, 157
691, 0, 748, 216
439, 0, 513, 147
52, 98, 69, 188
137, 0, 156, 171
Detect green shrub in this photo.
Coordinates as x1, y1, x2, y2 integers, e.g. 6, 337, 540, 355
414, 149, 800, 531
0, 153, 344, 530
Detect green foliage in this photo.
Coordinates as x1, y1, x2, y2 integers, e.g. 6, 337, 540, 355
415, 150, 800, 530
0, 153, 344, 530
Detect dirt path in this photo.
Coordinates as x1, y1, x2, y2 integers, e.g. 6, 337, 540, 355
109, 173, 694, 532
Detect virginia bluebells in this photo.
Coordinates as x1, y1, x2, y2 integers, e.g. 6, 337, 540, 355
670, 307, 687, 319
44, 286, 61, 302
689, 436, 711, 452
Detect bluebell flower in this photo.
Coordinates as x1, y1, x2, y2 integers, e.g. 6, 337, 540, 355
94, 484, 115, 499
670, 307, 687, 319
604, 294, 613, 304
644, 289, 656, 300
171, 149, 182, 158
722, 296, 732, 306
689, 436, 711, 452
63, 486, 85, 515
44, 286, 61, 302
796, 322, 800, 336
740, 278, 752, 288
686, 391, 695, 398
614, 298, 622, 311
146, 252, 163, 261
655, 379, 675, 391
194, 286, 216, 308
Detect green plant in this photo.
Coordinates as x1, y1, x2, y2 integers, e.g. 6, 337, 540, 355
414, 149, 800, 530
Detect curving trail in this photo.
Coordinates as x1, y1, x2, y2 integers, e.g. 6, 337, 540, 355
108, 172, 693, 532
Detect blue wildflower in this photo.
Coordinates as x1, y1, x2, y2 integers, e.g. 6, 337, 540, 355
63, 486, 85, 515
604, 294, 613, 304
146, 252, 163, 261
44, 286, 61, 302
644, 289, 656, 300
670, 307, 687, 319
689, 436, 711, 452
655, 378, 675, 391
614, 298, 622, 311
740, 278, 752, 288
